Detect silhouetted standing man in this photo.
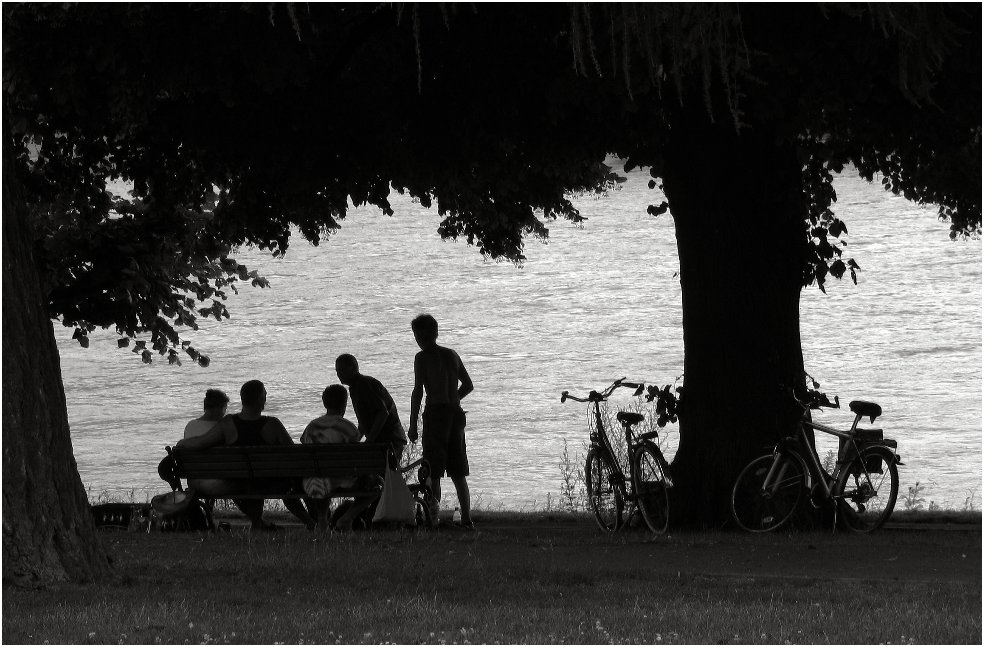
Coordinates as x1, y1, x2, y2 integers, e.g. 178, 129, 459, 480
408, 314, 474, 529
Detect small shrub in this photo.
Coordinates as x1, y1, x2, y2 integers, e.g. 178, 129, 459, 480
962, 488, 980, 512
902, 482, 926, 512
558, 438, 586, 512
820, 449, 836, 474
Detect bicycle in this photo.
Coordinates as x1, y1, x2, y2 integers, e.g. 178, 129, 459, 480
730, 389, 901, 533
561, 378, 673, 534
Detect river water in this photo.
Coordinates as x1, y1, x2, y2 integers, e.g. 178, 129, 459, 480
56, 164, 982, 511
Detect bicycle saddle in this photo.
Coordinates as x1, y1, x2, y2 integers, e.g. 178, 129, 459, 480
616, 411, 645, 427
849, 400, 882, 422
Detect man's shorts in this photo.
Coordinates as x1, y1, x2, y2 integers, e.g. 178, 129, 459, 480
421, 405, 468, 479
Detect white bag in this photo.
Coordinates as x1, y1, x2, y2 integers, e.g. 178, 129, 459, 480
372, 468, 415, 524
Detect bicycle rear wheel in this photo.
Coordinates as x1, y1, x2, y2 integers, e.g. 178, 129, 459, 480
836, 445, 899, 533
731, 454, 804, 532
632, 443, 671, 534
413, 494, 433, 529
585, 449, 624, 532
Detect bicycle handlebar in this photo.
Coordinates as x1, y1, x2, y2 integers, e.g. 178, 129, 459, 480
790, 387, 839, 411
561, 378, 645, 404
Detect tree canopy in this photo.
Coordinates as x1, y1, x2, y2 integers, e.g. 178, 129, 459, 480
6, 3, 979, 361
6, 3, 978, 361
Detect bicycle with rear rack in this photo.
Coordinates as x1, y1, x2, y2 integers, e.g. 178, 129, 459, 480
730, 389, 902, 533
561, 378, 673, 534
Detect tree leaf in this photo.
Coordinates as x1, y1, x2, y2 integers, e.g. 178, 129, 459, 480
647, 201, 669, 217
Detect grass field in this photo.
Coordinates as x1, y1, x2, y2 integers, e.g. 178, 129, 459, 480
3, 510, 980, 645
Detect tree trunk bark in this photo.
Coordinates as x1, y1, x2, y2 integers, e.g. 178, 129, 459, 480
661, 116, 809, 528
3, 115, 114, 585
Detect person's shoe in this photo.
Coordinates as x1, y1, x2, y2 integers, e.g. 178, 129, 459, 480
454, 520, 476, 531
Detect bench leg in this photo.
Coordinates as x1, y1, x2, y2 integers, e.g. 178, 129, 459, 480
283, 498, 316, 530
232, 498, 267, 528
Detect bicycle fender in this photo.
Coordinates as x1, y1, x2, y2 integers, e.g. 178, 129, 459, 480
639, 441, 674, 488
784, 450, 814, 492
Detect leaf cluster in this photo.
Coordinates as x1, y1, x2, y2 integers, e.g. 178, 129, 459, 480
644, 379, 683, 429
12, 126, 268, 363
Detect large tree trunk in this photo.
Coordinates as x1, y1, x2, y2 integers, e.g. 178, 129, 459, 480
661, 116, 809, 528
3, 116, 114, 585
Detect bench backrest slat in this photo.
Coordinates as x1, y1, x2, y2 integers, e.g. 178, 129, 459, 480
171, 443, 390, 480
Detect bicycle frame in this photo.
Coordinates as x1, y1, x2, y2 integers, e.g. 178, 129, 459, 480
764, 408, 877, 502
589, 399, 625, 476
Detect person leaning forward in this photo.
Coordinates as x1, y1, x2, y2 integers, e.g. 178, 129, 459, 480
176, 380, 316, 531
334, 354, 408, 457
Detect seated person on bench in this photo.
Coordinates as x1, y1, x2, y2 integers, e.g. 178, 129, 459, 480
301, 384, 379, 532
184, 388, 229, 439
176, 379, 316, 531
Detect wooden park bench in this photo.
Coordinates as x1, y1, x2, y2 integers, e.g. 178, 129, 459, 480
159, 443, 433, 528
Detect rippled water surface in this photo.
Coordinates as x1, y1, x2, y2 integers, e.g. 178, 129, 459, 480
57, 165, 982, 509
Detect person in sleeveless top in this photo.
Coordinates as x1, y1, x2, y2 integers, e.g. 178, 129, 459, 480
408, 314, 475, 529
177, 380, 316, 531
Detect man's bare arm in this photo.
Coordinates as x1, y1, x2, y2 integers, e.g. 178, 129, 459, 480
409, 354, 424, 442
177, 416, 229, 449
457, 353, 474, 401
266, 417, 295, 445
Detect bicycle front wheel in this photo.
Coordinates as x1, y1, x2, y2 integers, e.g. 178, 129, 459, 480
585, 449, 624, 532
632, 443, 671, 534
731, 454, 804, 532
836, 445, 899, 533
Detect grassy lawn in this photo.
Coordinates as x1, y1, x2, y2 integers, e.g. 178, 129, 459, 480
3, 511, 980, 645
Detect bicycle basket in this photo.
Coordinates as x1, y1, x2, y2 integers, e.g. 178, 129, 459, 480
839, 429, 881, 466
